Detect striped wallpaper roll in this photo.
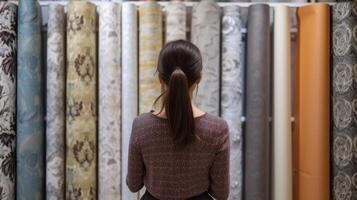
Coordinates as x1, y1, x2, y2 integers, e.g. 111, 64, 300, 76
122, 3, 139, 200
66, 2, 97, 199
294, 4, 330, 200
0, 2, 16, 200
98, 2, 122, 199
17, 0, 45, 199
46, 4, 65, 200
165, 0, 186, 43
139, 0, 163, 114
191, 0, 221, 116
332, 2, 357, 200
244, 4, 271, 200
273, 5, 292, 200
221, 5, 243, 200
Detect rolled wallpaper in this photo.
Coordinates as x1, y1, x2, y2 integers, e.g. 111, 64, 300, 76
273, 5, 292, 200
66, 2, 97, 199
122, 3, 139, 200
332, 2, 357, 200
294, 4, 330, 200
244, 4, 270, 200
165, 0, 186, 43
139, 1, 162, 114
98, 2, 121, 199
191, 0, 220, 116
0, 2, 16, 200
17, 0, 44, 199
221, 6, 243, 200
46, 4, 65, 200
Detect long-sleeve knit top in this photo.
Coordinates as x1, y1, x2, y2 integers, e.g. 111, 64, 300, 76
126, 112, 230, 200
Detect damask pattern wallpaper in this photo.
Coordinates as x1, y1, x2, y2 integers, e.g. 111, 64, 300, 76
332, 2, 357, 200
0, 2, 16, 200
65, 2, 97, 199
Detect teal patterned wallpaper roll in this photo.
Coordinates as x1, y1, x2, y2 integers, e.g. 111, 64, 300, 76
16, 0, 45, 199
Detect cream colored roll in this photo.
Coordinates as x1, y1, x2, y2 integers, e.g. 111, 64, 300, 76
66, 2, 97, 199
273, 5, 292, 200
139, 1, 163, 114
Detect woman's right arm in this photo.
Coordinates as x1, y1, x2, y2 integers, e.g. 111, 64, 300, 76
208, 122, 230, 200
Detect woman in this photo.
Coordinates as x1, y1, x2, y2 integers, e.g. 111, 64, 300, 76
126, 40, 230, 200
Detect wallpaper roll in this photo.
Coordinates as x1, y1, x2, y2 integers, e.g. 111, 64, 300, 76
221, 6, 243, 200
332, 2, 357, 200
244, 4, 270, 200
98, 2, 121, 199
165, 0, 186, 43
17, 0, 44, 199
46, 4, 65, 200
0, 2, 16, 200
273, 5, 292, 200
191, 0, 220, 116
294, 4, 330, 200
66, 2, 97, 199
122, 3, 139, 200
139, 1, 162, 114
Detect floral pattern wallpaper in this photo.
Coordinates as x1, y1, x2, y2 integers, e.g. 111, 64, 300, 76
0, 2, 16, 200
98, 2, 122, 199
221, 6, 243, 200
66, 2, 97, 199
165, 1, 187, 43
46, 4, 65, 200
332, 2, 357, 200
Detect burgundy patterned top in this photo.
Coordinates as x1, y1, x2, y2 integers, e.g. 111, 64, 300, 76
126, 112, 230, 200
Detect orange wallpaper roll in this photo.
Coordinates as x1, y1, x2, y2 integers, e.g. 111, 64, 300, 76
294, 4, 330, 200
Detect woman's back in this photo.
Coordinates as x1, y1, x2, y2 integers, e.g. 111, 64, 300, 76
126, 112, 229, 200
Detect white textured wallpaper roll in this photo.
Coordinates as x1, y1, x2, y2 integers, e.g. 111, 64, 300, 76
273, 5, 292, 200
165, 0, 186, 43
221, 6, 243, 200
122, 3, 139, 200
191, 0, 221, 116
98, 3, 121, 199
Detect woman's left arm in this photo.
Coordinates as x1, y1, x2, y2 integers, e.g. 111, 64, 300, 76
126, 119, 145, 192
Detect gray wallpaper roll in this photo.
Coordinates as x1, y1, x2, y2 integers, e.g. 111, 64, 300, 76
332, 2, 357, 200
0, 2, 16, 200
121, 3, 139, 200
244, 4, 271, 200
165, 0, 186, 42
46, 4, 65, 200
191, 0, 221, 116
221, 6, 243, 200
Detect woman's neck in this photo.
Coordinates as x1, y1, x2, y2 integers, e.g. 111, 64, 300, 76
153, 102, 205, 119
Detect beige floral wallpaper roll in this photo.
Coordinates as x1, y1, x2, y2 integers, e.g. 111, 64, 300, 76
66, 2, 97, 199
139, 0, 163, 114
165, 0, 186, 43
98, 2, 122, 199
191, 0, 221, 116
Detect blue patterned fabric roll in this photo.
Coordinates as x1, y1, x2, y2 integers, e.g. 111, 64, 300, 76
16, 0, 44, 199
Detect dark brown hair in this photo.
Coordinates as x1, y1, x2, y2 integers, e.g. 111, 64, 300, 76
155, 40, 202, 147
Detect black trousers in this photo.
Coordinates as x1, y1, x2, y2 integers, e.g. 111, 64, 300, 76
141, 190, 213, 200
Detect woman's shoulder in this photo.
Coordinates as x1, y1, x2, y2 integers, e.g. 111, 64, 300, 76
196, 113, 229, 143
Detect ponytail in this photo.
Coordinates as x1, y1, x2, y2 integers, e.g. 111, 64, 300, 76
164, 68, 195, 147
